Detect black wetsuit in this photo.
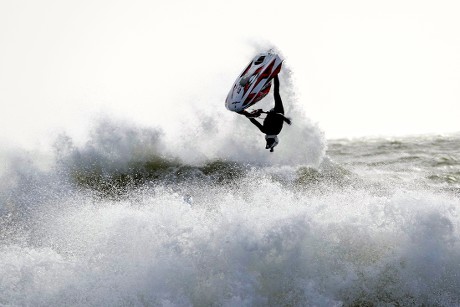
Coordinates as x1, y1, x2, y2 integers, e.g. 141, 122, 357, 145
249, 75, 285, 135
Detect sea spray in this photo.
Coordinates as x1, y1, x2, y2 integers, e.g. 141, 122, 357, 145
1, 121, 460, 305
1, 169, 459, 305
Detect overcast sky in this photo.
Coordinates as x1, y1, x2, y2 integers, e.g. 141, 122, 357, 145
1, 0, 459, 148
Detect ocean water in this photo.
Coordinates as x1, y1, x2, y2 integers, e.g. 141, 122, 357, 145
1, 117, 459, 307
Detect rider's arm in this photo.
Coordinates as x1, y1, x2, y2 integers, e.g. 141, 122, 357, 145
249, 118, 265, 133
273, 75, 281, 104
238, 110, 250, 116
274, 74, 279, 89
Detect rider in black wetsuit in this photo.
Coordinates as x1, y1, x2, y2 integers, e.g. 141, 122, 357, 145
240, 75, 291, 152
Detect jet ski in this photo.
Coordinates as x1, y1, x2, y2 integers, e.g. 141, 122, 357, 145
225, 51, 283, 113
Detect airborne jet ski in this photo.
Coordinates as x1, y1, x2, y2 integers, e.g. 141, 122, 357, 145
225, 51, 283, 113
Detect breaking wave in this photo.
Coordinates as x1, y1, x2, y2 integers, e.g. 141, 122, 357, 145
1, 118, 460, 306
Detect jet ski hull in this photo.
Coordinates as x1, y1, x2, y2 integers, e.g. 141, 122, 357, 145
225, 52, 283, 112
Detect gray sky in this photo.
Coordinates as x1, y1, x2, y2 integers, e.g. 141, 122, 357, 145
1, 0, 459, 148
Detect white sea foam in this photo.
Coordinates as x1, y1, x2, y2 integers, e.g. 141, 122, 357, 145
1, 158, 460, 306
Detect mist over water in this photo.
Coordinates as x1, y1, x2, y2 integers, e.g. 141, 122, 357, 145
158, 64, 326, 167
1, 61, 460, 306
2, 110, 460, 306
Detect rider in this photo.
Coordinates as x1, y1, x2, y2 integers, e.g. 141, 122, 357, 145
239, 75, 291, 152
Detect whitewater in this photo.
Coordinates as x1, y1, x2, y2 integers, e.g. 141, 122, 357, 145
1, 73, 460, 306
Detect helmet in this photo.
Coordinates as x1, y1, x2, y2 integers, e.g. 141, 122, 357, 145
265, 135, 279, 152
